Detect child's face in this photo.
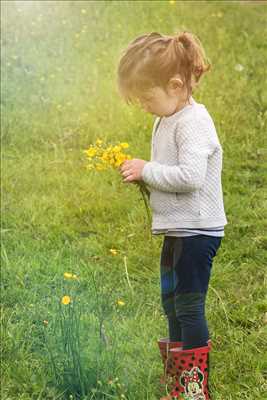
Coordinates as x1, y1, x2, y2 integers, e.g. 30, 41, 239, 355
137, 79, 188, 117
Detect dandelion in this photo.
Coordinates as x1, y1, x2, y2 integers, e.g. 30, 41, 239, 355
110, 248, 118, 256
61, 295, 71, 305
117, 300, 125, 307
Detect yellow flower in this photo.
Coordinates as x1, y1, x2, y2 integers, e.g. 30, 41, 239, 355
61, 295, 71, 305
120, 142, 129, 148
85, 147, 97, 157
64, 272, 73, 279
96, 139, 103, 146
115, 153, 127, 167
101, 152, 109, 162
117, 300, 125, 306
112, 145, 121, 153
110, 248, 118, 255
64, 272, 78, 280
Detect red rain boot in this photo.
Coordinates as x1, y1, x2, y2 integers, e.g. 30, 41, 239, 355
161, 341, 212, 400
158, 338, 183, 384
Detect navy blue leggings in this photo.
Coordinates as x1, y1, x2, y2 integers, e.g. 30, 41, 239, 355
160, 235, 222, 350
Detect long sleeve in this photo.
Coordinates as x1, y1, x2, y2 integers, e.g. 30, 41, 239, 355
141, 117, 215, 193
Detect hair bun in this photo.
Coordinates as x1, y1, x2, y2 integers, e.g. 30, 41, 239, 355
176, 32, 191, 49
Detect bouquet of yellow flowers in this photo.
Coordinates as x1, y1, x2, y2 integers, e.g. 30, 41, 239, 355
83, 139, 151, 221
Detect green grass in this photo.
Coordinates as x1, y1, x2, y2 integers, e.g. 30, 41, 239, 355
1, 1, 267, 399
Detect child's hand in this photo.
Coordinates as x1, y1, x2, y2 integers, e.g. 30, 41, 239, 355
120, 159, 147, 183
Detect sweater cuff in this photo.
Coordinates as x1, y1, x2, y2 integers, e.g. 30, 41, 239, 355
141, 161, 154, 185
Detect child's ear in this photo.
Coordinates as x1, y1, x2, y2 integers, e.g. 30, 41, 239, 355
168, 75, 184, 90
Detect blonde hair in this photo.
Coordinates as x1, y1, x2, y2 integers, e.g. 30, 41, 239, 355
117, 31, 211, 104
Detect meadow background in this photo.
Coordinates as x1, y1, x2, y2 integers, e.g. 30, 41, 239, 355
1, 1, 267, 399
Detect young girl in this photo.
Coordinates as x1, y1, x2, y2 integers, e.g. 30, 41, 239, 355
117, 31, 227, 400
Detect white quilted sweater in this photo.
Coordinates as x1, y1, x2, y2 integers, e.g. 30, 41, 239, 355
141, 97, 228, 231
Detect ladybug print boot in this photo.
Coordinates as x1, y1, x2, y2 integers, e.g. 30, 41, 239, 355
161, 341, 212, 400
158, 338, 183, 384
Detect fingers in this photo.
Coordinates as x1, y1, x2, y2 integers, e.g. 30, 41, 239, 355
120, 160, 130, 172
121, 169, 131, 178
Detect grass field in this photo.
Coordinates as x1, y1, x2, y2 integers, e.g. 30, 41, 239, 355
1, 1, 267, 399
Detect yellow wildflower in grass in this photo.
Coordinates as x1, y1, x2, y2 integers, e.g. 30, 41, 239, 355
117, 300, 125, 306
64, 272, 78, 280
61, 295, 71, 305
64, 272, 73, 279
110, 248, 118, 255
